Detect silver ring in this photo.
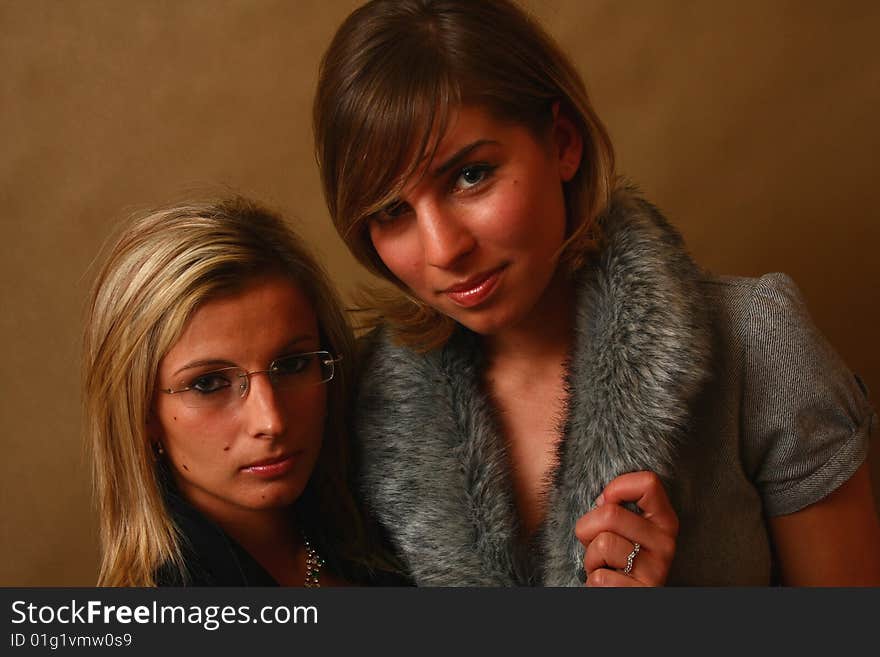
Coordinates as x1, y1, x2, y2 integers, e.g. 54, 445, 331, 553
622, 542, 641, 575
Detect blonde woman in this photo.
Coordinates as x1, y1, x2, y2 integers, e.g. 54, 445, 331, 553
83, 197, 400, 586
313, 0, 880, 585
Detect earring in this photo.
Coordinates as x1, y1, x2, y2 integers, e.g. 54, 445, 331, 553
154, 442, 165, 457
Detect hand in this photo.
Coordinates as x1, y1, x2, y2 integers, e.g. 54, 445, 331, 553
574, 471, 679, 587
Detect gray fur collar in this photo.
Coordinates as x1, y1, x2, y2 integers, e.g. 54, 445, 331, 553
355, 187, 711, 586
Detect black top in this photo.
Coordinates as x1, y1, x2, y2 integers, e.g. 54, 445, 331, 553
154, 487, 411, 587
155, 489, 279, 586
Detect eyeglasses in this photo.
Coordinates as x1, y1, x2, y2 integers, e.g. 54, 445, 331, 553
159, 351, 341, 409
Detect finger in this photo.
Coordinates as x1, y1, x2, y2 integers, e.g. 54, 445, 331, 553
584, 531, 662, 585
583, 530, 636, 573
596, 471, 678, 535
575, 500, 673, 555
585, 567, 643, 588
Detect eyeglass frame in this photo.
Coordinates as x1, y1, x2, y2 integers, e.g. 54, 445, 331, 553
158, 350, 342, 408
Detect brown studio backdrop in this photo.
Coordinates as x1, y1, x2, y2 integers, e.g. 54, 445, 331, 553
1, 0, 877, 586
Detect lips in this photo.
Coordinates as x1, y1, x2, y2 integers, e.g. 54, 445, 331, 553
240, 453, 296, 478
441, 265, 506, 308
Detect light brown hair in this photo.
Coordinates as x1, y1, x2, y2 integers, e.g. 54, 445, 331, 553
83, 197, 371, 585
314, 0, 615, 349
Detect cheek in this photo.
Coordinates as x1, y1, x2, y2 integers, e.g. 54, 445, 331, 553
498, 179, 564, 241
157, 409, 231, 469
299, 387, 329, 435
370, 226, 425, 289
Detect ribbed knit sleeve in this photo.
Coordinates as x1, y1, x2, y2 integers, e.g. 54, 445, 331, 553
741, 273, 875, 516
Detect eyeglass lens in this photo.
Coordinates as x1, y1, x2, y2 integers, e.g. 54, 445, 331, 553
173, 351, 335, 409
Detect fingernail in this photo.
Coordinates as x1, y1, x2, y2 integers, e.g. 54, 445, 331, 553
593, 494, 605, 508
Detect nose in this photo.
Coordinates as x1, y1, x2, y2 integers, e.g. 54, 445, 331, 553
242, 373, 287, 438
417, 201, 476, 270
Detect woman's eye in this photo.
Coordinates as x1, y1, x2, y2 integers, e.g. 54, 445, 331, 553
454, 164, 493, 191
273, 354, 312, 376
190, 374, 232, 395
374, 200, 412, 224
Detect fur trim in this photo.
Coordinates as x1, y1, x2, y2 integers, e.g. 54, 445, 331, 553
355, 186, 712, 586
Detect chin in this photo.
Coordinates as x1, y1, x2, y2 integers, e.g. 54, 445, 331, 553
245, 480, 307, 510
454, 305, 528, 337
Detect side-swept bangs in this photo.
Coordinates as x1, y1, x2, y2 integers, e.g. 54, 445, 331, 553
315, 0, 616, 349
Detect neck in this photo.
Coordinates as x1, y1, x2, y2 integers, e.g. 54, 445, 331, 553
210, 506, 298, 553
209, 504, 310, 586
171, 475, 313, 585
483, 269, 575, 373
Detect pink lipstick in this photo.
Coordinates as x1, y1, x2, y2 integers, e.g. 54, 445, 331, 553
442, 266, 505, 308
241, 454, 295, 478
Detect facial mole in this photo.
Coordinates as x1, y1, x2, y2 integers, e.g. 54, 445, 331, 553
223, 446, 230, 451
173, 416, 177, 421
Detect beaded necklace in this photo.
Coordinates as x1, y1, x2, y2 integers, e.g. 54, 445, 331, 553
301, 532, 325, 587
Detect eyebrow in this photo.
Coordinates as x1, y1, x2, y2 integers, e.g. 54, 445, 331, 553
431, 140, 498, 177
170, 335, 318, 377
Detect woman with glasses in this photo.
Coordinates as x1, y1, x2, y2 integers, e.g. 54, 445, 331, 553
313, 0, 880, 585
83, 196, 399, 586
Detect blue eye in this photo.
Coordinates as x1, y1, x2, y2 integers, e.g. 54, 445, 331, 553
189, 373, 233, 395
455, 164, 493, 190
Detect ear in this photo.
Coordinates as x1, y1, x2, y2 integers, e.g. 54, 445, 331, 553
551, 101, 583, 183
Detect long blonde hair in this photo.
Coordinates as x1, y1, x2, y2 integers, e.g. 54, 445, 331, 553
83, 196, 366, 585
314, 0, 615, 350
